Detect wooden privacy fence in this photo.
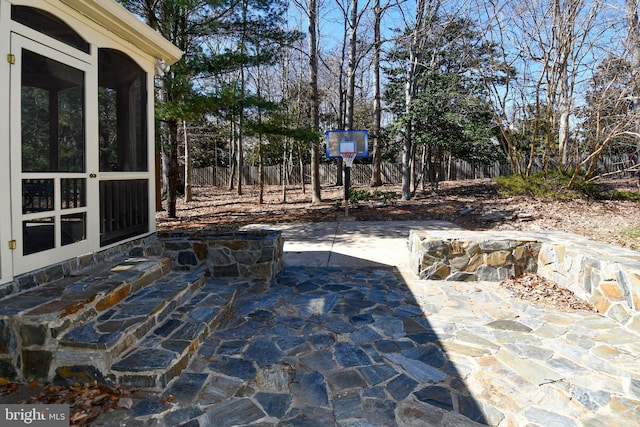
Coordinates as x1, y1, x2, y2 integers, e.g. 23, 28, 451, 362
192, 162, 507, 187
192, 163, 397, 187
192, 155, 637, 187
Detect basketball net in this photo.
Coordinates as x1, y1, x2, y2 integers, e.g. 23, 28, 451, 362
341, 152, 357, 168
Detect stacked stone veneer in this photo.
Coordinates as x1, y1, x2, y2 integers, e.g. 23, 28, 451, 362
142, 229, 284, 281
0, 229, 282, 383
408, 230, 640, 332
1, 229, 283, 299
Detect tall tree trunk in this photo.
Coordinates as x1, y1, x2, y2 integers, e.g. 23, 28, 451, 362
183, 121, 192, 202
282, 141, 288, 203
346, 0, 357, 131
258, 134, 264, 204
335, 6, 348, 187
167, 121, 179, 217
157, 70, 179, 217
157, 74, 171, 207
558, 73, 571, 168
555, 0, 578, 169
308, 0, 322, 203
627, 0, 640, 89
403, 0, 426, 200
280, 53, 290, 203
160, 129, 171, 210
342, 0, 358, 197
257, 65, 265, 204
237, 102, 244, 196
370, 0, 383, 187
627, 0, 640, 186
298, 144, 306, 194
237, 0, 249, 196
228, 119, 236, 191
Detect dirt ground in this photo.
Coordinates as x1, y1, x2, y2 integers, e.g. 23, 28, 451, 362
157, 177, 640, 251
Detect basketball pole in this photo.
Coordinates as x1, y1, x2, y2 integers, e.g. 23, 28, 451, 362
344, 163, 351, 217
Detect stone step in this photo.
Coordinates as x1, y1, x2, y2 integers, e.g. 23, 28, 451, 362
0, 256, 172, 381
107, 279, 240, 389
3, 256, 172, 328
54, 270, 207, 379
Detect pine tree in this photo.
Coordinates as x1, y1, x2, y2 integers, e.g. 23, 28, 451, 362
119, 0, 301, 215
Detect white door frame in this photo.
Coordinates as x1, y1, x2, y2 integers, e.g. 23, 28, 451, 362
9, 32, 99, 276
0, 1, 12, 284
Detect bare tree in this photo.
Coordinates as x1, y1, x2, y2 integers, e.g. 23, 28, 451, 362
626, 0, 640, 92
291, 0, 322, 203
279, 45, 295, 202
551, 0, 602, 169
237, 0, 248, 196
329, 0, 351, 186
476, 0, 524, 174
335, 0, 371, 193
345, 0, 372, 130
569, 55, 638, 186
476, 0, 606, 175
296, 0, 322, 204
626, 0, 640, 186
326, 0, 371, 186
370, 0, 386, 186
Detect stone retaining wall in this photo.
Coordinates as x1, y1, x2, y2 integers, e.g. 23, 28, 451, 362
2, 229, 283, 299
142, 229, 284, 281
408, 230, 640, 332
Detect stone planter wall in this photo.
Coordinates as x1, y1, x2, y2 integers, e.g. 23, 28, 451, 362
409, 230, 640, 332
2, 229, 283, 300
408, 231, 541, 282
140, 230, 284, 281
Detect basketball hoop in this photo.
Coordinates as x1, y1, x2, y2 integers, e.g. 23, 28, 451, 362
326, 132, 368, 218
341, 152, 357, 168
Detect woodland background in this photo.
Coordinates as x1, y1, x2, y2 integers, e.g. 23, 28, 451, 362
118, 0, 640, 214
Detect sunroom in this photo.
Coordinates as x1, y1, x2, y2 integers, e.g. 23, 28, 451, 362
0, 0, 181, 283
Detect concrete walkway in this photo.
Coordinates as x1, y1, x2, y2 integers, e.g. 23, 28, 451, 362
242, 220, 458, 270
87, 221, 640, 426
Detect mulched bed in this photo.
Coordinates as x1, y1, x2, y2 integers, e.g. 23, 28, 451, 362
500, 272, 597, 313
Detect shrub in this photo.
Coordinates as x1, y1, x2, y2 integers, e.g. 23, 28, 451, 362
347, 188, 399, 204
349, 188, 371, 203
494, 172, 583, 199
492, 171, 634, 200
608, 190, 640, 201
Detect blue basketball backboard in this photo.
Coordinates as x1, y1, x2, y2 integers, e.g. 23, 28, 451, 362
325, 130, 369, 158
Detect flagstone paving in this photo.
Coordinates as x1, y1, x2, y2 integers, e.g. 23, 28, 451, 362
92, 265, 640, 426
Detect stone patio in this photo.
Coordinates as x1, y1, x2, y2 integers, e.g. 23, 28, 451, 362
1, 222, 639, 426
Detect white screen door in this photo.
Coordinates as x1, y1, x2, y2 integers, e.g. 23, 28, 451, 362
10, 34, 96, 275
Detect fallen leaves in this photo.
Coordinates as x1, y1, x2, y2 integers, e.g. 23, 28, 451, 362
500, 272, 597, 313
13, 381, 140, 427
0, 382, 18, 395
155, 179, 640, 252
